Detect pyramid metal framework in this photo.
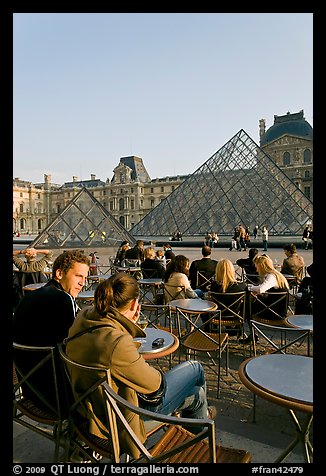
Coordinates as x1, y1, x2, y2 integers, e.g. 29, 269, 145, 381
31, 187, 136, 249
131, 129, 313, 237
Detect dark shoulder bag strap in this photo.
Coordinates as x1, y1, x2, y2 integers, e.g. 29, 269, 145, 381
62, 324, 112, 346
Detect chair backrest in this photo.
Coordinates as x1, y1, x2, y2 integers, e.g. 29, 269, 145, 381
196, 270, 215, 291
249, 290, 289, 322
208, 291, 246, 323
100, 380, 218, 463
163, 283, 186, 304
250, 320, 311, 356
141, 268, 160, 279
13, 342, 69, 419
57, 344, 119, 461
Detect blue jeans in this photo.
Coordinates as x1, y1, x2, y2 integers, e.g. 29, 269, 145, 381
141, 361, 208, 422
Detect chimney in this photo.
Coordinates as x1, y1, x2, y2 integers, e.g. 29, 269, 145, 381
73, 176, 78, 182
259, 119, 266, 140
90, 174, 96, 180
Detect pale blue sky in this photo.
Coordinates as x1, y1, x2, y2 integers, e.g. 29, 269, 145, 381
13, 12, 313, 185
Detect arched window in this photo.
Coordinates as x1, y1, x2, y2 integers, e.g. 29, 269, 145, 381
304, 149, 311, 163
119, 216, 125, 226
20, 218, 26, 229
119, 198, 124, 211
283, 152, 291, 166
38, 219, 43, 230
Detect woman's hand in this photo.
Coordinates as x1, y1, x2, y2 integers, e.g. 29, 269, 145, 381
131, 303, 141, 323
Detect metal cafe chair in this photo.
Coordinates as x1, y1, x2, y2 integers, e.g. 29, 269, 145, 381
58, 345, 251, 464
176, 308, 229, 398
162, 283, 186, 304
140, 303, 178, 368
13, 343, 70, 463
208, 290, 248, 357
195, 270, 215, 292
250, 320, 312, 357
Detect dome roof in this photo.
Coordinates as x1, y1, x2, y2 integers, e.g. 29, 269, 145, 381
261, 110, 313, 146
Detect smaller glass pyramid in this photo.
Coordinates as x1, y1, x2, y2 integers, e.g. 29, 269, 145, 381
31, 187, 136, 249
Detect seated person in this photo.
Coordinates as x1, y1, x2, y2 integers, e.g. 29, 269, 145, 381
164, 255, 203, 303
248, 254, 290, 322
13, 247, 54, 311
210, 259, 247, 294
163, 243, 175, 261
13, 247, 54, 273
281, 243, 305, 286
208, 259, 247, 334
189, 245, 218, 291
295, 262, 313, 314
13, 250, 90, 410
155, 249, 167, 268
114, 241, 131, 266
124, 240, 145, 264
66, 273, 216, 459
236, 248, 260, 284
141, 246, 165, 278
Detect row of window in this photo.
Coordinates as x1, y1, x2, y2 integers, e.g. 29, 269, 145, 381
282, 149, 312, 166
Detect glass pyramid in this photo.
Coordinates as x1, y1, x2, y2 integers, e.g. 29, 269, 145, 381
31, 187, 136, 249
131, 129, 313, 237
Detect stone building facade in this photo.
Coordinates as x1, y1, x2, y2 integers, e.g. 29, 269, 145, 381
13, 110, 313, 235
259, 110, 313, 200
13, 157, 188, 235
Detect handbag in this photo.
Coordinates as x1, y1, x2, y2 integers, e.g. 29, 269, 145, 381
137, 368, 167, 408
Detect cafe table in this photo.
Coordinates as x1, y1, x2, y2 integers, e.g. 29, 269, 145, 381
239, 354, 313, 463
76, 290, 95, 306
168, 298, 217, 313
285, 314, 313, 356
167, 298, 218, 340
134, 327, 179, 361
22, 282, 47, 292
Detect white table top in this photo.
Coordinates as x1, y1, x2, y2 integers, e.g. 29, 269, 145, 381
134, 327, 175, 354
168, 298, 217, 312
77, 290, 95, 300
245, 354, 313, 405
22, 282, 46, 291
139, 278, 163, 285
286, 314, 313, 331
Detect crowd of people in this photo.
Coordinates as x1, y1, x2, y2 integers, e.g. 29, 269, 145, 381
13, 238, 312, 461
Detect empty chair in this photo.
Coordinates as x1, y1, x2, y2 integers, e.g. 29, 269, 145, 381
176, 308, 229, 398
13, 343, 70, 463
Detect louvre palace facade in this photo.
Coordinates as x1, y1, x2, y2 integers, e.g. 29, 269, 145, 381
13, 110, 312, 236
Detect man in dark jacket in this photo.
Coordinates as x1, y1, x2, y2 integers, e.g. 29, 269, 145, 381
13, 250, 90, 410
236, 248, 260, 284
124, 240, 145, 263
189, 246, 218, 291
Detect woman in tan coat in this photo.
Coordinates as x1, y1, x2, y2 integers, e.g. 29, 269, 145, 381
66, 272, 213, 459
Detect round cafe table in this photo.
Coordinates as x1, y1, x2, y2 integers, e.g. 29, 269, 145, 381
239, 354, 313, 463
285, 314, 313, 356
168, 298, 217, 313
286, 314, 313, 331
134, 327, 179, 360
22, 282, 46, 292
76, 290, 95, 304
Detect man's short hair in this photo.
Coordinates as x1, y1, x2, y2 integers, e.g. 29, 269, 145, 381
52, 250, 90, 277
283, 243, 296, 254
248, 248, 259, 259
201, 245, 211, 257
